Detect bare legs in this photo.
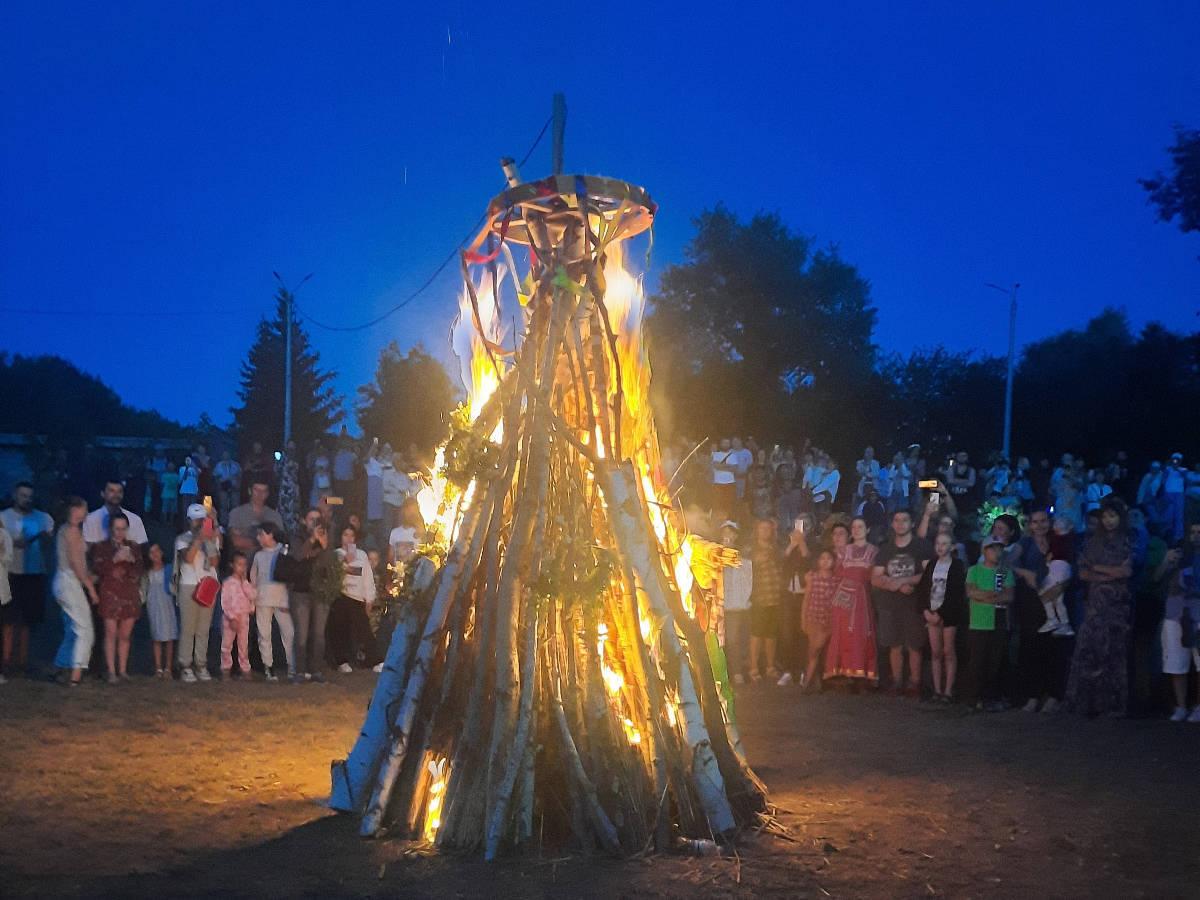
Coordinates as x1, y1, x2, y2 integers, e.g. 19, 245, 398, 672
152, 640, 175, 675
805, 630, 829, 690
103, 619, 136, 678
747, 637, 778, 679
928, 625, 958, 698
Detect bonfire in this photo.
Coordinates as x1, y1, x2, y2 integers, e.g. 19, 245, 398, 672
330, 161, 768, 859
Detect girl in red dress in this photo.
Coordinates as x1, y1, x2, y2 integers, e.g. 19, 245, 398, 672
824, 516, 878, 683
801, 548, 839, 691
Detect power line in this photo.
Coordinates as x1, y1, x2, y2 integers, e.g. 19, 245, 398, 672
0, 308, 198, 318
297, 114, 553, 334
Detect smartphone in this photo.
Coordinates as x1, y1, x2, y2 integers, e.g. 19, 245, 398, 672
919, 479, 939, 490
326, 496, 344, 506
274, 450, 283, 461
202, 495, 213, 509
929, 493, 940, 508
794, 517, 807, 534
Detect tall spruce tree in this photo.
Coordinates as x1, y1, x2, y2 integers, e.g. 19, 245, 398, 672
231, 289, 343, 451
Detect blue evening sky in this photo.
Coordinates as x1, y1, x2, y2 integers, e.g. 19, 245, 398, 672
3, 1, 1198, 427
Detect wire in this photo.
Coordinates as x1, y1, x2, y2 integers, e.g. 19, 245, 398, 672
0, 308, 198, 318
297, 114, 554, 333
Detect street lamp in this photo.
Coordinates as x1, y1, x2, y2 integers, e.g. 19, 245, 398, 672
273, 271, 313, 446
985, 281, 1020, 461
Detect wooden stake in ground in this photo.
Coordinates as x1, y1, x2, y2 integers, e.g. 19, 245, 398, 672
331, 169, 767, 857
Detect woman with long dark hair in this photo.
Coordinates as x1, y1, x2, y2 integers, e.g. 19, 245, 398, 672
1065, 497, 1133, 717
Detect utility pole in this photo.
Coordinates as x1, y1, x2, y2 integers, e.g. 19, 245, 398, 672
273, 272, 312, 447
986, 281, 1020, 460
552, 93, 567, 175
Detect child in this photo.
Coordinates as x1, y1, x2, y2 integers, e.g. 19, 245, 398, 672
143, 543, 178, 678
1036, 555, 1075, 636
251, 524, 295, 682
801, 549, 838, 692
220, 551, 256, 679
964, 537, 1015, 711
159, 462, 181, 522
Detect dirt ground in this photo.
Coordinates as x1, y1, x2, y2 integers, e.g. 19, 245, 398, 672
2, 674, 1197, 899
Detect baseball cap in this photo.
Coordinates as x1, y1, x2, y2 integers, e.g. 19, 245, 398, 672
720, 520, 740, 532
982, 536, 1006, 550
186, 503, 208, 521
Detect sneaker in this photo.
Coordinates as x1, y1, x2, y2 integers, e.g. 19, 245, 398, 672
1188, 707, 1200, 723
776, 672, 793, 687
937, 693, 954, 705
1037, 620, 1058, 634
337, 662, 353, 674
288, 672, 303, 684
1170, 706, 1189, 722
983, 700, 1007, 713
732, 673, 745, 686
1040, 697, 1060, 714
311, 671, 327, 684
220, 670, 231, 682
1022, 698, 1039, 713
264, 667, 279, 683
155, 668, 165, 679
180, 668, 197, 684
749, 670, 762, 683
196, 668, 212, 682
1054, 623, 1075, 637
0, 674, 7, 685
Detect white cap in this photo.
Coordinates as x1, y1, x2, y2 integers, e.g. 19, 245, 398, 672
186, 503, 208, 521
391, 526, 417, 545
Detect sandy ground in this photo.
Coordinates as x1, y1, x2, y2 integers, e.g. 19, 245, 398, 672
2, 674, 1198, 899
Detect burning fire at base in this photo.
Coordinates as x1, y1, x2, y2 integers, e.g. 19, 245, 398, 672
331, 165, 768, 860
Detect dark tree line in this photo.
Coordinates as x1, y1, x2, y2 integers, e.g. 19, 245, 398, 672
648, 207, 1199, 468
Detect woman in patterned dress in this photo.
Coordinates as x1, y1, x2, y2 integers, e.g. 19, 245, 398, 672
89, 512, 145, 683
1065, 497, 1133, 717
824, 516, 879, 684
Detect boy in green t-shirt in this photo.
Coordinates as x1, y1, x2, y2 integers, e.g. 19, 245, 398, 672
964, 537, 1015, 710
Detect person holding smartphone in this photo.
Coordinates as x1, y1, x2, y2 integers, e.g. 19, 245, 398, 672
174, 504, 222, 683
329, 525, 379, 673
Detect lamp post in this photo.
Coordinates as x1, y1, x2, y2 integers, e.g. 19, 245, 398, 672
985, 281, 1020, 461
273, 271, 313, 446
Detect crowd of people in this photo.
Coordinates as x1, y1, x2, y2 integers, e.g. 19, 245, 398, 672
2, 431, 1199, 724
670, 437, 1200, 718
0, 431, 435, 686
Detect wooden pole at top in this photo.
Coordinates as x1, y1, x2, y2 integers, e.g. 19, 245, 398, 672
552, 93, 567, 175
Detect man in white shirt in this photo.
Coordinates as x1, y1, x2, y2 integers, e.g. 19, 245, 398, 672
213, 451, 242, 525
82, 479, 149, 546
728, 437, 754, 502
1163, 452, 1188, 542
710, 439, 738, 516
855, 447, 880, 500
2, 481, 56, 673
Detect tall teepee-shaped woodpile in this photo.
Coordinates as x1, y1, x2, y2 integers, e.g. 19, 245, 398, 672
330, 168, 767, 859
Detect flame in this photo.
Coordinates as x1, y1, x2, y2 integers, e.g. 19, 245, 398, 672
601, 241, 651, 454
622, 717, 642, 746
453, 264, 506, 432
674, 538, 695, 615
423, 756, 449, 841
596, 623, 624, 695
